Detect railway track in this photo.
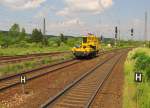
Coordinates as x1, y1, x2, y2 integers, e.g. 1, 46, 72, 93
0, 51, 70, 64
0, 50, 118, 92
0, 58, 81, 92
0, 49, 121, 65
40, 50, 128, 108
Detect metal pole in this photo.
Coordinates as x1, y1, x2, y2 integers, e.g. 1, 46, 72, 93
43, 17, 46, 36
118, 21, 121, 47
115, 26, 118, 47
144, 12, 148, 44
118, 30, 120, 46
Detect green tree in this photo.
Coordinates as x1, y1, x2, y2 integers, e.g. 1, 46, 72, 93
19, 28, 26, 41
60, 33, 64, 42
0, 34, 11, 48
0, 32, 3, 46
60, 33, 67, 43
67, 38, 76, 47
55, 38, 61, 47
31, 28, 43, 43
42, 37, 49, 46
9, 23, 20, 37
8, 23, 20, 44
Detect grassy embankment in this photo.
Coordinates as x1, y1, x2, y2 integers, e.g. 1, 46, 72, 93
0, 45, 71, 56
0, 53, 73, 77
123, 48, 150, 108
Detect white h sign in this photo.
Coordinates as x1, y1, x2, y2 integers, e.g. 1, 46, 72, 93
135, 72, 142, 82
20, 76, 26, 84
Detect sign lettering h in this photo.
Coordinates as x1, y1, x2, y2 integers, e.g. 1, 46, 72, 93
20, 76, 26, 84
135, 72, 142, 82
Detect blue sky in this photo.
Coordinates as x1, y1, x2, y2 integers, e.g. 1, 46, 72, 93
0, 0, 149, 40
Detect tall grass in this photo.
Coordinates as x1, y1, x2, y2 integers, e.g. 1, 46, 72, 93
0, 45, 71, 56
123, 47, 150, 108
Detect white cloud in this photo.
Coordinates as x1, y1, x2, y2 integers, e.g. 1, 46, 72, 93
0, 0, 46, 10
56, 8, 69, 16
101, 0, 113, 8
43, 18, 86, 35
56, 0, 113, 16
35, 6, 57, 18
48, 18, 84, 28
61, 18, 82, 26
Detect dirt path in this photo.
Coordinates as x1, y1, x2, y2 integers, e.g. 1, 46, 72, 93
90, 51, 128, 108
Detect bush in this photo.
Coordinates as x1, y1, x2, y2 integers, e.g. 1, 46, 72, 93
132, 52, 146, 60
146, 67, 150, 81
131, 48, 150, 81
11, 41, 29, 48
123, 48, 150, 108
134, 54, 150, 71
67, 38, 79, 47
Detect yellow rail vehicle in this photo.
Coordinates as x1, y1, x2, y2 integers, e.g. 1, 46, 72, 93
72, 33, 101, 58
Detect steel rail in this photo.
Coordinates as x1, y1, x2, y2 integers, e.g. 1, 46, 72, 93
0, 49, 118, 82
40, 50, 126, 108
0, 51, 70, 64
0, 58, 75, 81
85, 51, 128, 108
0, 51, 70, 60
0, 49, 123, 93
0, 59, 80, 92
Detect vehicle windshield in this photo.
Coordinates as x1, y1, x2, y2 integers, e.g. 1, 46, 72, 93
83, 37, 87, 43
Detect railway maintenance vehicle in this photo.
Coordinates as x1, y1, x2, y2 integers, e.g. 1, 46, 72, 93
72, 33, 101, 58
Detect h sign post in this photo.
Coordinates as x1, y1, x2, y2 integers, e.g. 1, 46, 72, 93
20, 75, 27, 94
134, 72, 142, 108
135, 72, 142, 83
